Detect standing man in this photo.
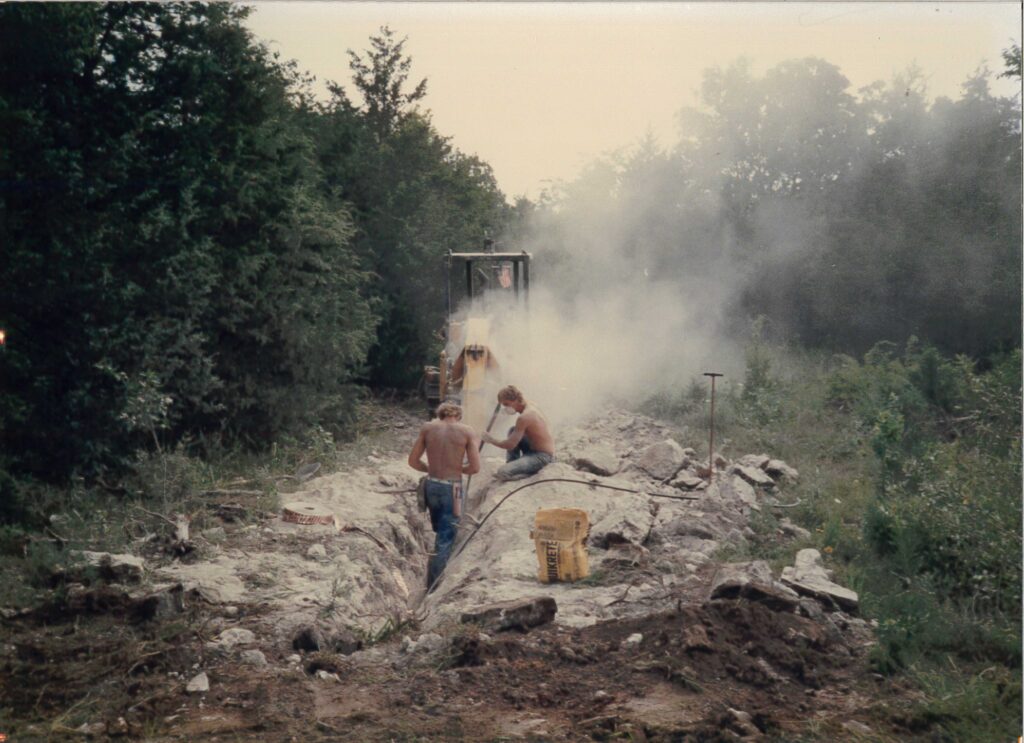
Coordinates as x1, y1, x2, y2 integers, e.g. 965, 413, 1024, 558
481, 385, 556, 481
408, 401, 481, 588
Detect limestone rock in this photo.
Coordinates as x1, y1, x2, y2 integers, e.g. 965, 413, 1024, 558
186, 672, 209, 693
461, 596, 557, 632
779, 518, 811, 540
401, 632, 446, 654
727, 707, 762, 738
214, 627, 255, 649
156, 560, 246, 604
70, 551, 146, 584
710, 561, 800, 611
711, 476, 759, 511
736, 454, 770, 470
636, 439, 686, 480
572, 445, 621, 477
765, 459, 799, 481
682, 624, 712, 652
621, 633, 643, 650
240, 649, 267, 666
781, 549, 859, 612
730, 464, 775, 489
670, 472, 706, 490
589, 496, 655, 547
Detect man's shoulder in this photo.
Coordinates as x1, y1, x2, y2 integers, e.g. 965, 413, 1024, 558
521, 407, 545, 423
454, 422, 478, 438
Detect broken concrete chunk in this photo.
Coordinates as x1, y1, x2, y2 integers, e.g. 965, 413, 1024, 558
306, 544, 327, 559
729, 464, 776, 489
572, 445, 621, 477
710, 561, 800, 611
460, 596, 557, 632
765, 459, 799, 481
781, 549, 859, 612
186, 672, 209, 693
636, 439, 686, 480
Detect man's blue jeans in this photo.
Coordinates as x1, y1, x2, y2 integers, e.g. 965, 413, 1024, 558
495, 431, 555, 481
424, 479, 460, 588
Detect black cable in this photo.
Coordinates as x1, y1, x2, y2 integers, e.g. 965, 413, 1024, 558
419, 476, 699, 601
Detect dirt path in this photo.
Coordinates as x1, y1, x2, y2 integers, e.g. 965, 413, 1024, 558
1, 405, 913, 741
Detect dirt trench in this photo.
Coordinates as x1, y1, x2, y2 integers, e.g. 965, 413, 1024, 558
0, 407, 904, 742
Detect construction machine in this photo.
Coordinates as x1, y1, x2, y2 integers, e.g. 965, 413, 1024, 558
423, 244, 531, 431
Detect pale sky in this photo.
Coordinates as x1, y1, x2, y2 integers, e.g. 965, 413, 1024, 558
245, 2, 1022, 201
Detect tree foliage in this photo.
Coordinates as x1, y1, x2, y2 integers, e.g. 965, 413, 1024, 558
528, 53, 1022, 360
2, 9, 509, 483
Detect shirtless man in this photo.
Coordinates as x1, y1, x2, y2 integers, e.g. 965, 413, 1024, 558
481, 385, 556, 481
408, 401, 481, 587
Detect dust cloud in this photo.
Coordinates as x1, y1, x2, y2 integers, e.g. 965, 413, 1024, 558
476, 247, 744, 430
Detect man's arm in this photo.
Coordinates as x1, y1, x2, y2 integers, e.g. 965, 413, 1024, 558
463, 432, 482, 475
407, 427, 429, 472
482, 415, 527, 450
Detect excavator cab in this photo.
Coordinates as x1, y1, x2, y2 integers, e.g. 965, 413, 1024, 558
423, 243, 531, 431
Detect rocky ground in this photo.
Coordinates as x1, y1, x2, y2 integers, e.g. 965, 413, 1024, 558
0, 406, 922, 741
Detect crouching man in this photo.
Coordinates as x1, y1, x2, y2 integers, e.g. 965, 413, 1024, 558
408, 401, 481, 588
481, 385, 556, 481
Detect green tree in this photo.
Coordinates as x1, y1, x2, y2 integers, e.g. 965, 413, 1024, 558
347, 26, 427, 141
0, 3, 377, 481
318, 28, 509, 388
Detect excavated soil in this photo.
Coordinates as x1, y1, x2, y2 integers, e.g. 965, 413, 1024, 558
0, 404, 919, 741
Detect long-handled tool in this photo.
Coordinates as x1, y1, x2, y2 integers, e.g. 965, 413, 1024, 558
463, 401, 502, 512
703, 372, 723, 481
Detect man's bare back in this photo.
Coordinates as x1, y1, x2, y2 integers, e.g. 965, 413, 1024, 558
408, 418, 481, 480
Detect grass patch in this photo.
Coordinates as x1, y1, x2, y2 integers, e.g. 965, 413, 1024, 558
645, 338, 1022, 739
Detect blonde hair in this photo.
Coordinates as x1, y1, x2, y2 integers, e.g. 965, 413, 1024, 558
436, 401, 462, 420
497, 385, 524, 404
